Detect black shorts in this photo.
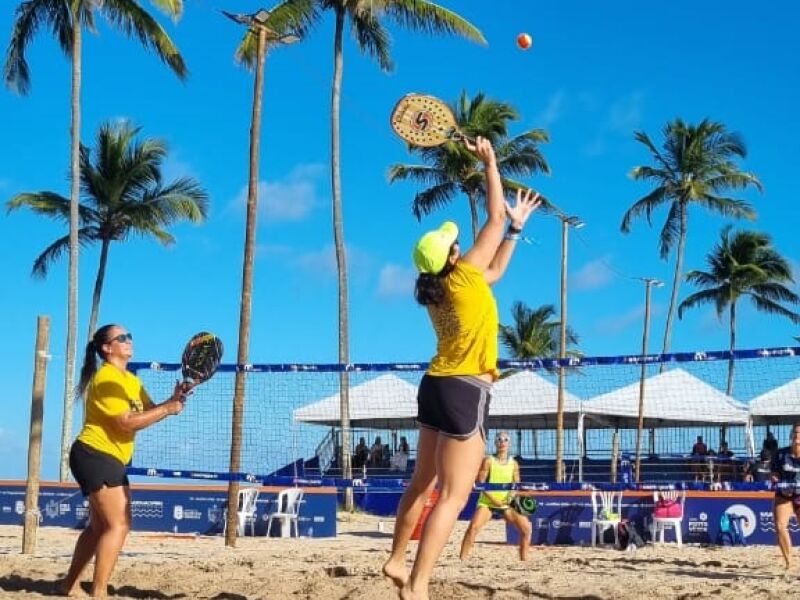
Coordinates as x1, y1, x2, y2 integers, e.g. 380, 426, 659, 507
69, 440, 129, 497
417, 374, 491, 439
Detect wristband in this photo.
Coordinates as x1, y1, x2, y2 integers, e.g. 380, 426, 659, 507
504, 233, 521, 242
507, 224, 523, 235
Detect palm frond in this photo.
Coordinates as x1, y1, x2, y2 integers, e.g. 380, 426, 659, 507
349, 6, 392, 71
101, 0, 187, 79
411, 181, 457, 221
620, 186, 668, 232
5, 0, 72, 93
384, 0, 486, 45
678, 288, 725, 319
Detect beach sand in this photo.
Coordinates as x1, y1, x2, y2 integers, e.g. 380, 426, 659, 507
0, 513, 793, 599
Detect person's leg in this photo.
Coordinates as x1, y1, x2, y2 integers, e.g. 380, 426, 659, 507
90, 485, 132, 598
401, 432, 486, 600
504, 509, 532, 561
382, 427, 439, 588
59, 503, 103, 596
459, 505, 492, 560
774, 497, 793, 570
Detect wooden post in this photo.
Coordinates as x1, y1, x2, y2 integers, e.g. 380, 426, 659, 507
610, 428, 619, 484
23, 315, 51, 554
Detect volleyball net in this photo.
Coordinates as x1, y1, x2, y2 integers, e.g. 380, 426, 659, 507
129, 346, 800, 487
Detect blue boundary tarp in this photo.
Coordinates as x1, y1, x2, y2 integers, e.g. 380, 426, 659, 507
0, 481, 337, 538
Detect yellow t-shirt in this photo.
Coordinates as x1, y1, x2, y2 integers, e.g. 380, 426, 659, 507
77, 362, 153, 465
427, 260, 499, 379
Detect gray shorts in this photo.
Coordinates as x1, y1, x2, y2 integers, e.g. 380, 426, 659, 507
417, 374, 491, 440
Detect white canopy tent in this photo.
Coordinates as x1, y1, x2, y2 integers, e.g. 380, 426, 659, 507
582, 368, 750, 429
749, 377, 800, 425
292, 373, 419, 429
488, 371, 584, 429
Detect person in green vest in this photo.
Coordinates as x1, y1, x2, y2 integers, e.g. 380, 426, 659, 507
460, 431, 533, 561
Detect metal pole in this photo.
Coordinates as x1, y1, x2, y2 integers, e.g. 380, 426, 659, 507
634, 280, 654, 482
23, 315, 51, 554
555, 218, 568, 483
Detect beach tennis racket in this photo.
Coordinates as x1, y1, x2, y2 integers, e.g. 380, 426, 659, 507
510, 495, 538, 516
390, 93, 473, 147
181, 332, 223, 389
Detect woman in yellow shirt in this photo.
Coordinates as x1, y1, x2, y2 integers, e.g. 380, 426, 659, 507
59, 324, 188, 598
383, 137, 541, 600
460, 431, 532, 561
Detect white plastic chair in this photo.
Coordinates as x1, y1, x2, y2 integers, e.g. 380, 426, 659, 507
266, 488, 304, 538
650, 489, 686, 546
223, 486, 260, 537
590, 489, 623, 547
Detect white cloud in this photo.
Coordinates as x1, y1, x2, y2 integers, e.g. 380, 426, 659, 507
572, 255, 615, 291
232, 163, 326, 222
291, 244, 373, 277
534, 90, 565, 129
377, 264, 415, 299
595, 305, 645, 334
582, 91, 645, 156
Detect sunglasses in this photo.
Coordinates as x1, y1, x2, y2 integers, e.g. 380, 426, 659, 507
111, 332, 133, 343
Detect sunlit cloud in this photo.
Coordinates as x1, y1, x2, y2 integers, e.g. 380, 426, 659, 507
572, 255, 616, 291
377, 264, 415, 299
535, 90, 566, 129
232, 163, 326, 221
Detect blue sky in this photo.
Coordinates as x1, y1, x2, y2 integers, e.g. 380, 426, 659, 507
2, 1, 799, 479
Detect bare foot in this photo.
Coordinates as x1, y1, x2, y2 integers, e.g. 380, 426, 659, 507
56, 581, 87, 597
382, 558, 408, 589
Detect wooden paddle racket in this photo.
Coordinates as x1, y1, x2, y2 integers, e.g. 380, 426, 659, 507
390, 93, 473, 147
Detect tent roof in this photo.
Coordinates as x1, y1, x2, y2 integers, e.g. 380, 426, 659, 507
293, 374, 419, 429
488, 371, 583, 429
582, 368, 749, 428
749, 377, 800, 425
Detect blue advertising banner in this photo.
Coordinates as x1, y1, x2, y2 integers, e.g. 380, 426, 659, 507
504, 491, 798, 546
0, 481, 337, 538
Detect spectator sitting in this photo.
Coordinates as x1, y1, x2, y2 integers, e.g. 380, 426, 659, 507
744, 449, 774, 483
369, 436, 384, 467
691, 435, 708, 456
716, 442, 736, 481
718, 441, 734, 458
390, 436, 410, 472
763, 431, 779, 456
353, 437, 369, 469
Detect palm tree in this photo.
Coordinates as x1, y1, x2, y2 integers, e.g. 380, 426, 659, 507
5, 0, 187, 481
222, 0, 315, 547
678, 227, 800, 395
621, 119, 762, 369
7, 121, 208, 338
317, 0, 484, 509
500, 302, 579, 367
390, 91, 551, 241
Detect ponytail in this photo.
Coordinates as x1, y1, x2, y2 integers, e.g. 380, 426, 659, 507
76, 324, 117, 397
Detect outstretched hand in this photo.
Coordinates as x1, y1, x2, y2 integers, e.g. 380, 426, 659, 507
505, 188, 542, 230
463, 135, 496, 166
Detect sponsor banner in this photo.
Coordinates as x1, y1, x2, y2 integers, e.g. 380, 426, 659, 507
0, 483, 336, 538
505, 493, 798, 546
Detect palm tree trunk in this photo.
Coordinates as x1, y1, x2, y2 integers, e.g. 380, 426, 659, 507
331, 7, 353, 511
659, 203, 687, 372
59, 17, 82, 482
87, 239, 110, 341
468, 192, 479, 242
226, 25, 266, 547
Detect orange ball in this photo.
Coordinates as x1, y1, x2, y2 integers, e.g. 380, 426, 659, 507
517, 33, 532, 50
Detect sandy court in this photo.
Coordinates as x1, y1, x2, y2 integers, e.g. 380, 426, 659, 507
0, 513, 794, 599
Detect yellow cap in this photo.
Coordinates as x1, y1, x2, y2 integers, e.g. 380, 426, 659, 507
412, 221, 459, 274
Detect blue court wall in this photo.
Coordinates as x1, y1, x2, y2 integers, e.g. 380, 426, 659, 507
504, 490, 797, 546
0, 481, 337, 537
